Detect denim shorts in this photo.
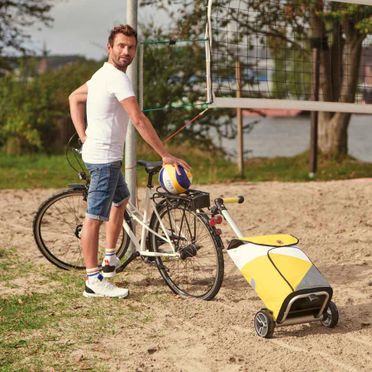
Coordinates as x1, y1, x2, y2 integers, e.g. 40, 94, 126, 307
85, 161, 130, 221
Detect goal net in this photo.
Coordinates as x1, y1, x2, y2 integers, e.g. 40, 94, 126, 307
206, 0, 372, 113
141, 38, 209, 113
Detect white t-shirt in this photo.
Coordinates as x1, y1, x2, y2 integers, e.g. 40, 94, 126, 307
82, 62, 135, 164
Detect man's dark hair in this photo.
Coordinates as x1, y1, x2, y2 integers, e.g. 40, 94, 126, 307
108, 24, 138, 46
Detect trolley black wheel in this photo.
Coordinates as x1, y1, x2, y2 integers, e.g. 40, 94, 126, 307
149, 202, 224, 300
321, 301, 339, 328
254, 309, 276, 338
33, 188, 131, 270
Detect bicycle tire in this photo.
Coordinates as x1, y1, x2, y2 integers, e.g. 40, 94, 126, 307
149, 201, 224, 300
33, 188, 131, 270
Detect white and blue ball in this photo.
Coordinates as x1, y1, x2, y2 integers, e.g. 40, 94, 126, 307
159, 164, 192, 194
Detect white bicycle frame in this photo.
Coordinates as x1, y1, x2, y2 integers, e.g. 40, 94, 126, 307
123, 187, 181, 258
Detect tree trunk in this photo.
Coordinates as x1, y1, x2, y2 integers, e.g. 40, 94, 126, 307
318, 10, 363, 159
318, 112, 350, 159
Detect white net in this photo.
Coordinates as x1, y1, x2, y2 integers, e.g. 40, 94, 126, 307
207, 0, 372, 113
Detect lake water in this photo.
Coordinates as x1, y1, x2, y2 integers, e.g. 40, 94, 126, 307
220, 115, 372, 162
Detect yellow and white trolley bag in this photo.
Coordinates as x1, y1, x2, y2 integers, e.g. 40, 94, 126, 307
213, 197, 339, 338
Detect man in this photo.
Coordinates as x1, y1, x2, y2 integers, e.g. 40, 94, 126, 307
69, 24, 189, 298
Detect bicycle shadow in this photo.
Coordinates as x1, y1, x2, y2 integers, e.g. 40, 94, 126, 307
130, 276, 168, 288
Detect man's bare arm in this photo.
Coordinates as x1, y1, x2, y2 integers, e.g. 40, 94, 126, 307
121, 96, 190, 171
69, 83, 88, 143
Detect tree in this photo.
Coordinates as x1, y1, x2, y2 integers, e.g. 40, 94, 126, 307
139, 6, 260, 158
140, 23, 237, 156
141, 0, 372, 160
0, 0, 53, 59
0, 58, 100, 154
310, 1, 372, 159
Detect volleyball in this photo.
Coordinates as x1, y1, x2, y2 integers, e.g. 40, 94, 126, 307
159, 164, 192, 194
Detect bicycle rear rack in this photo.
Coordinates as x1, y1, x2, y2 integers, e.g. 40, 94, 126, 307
153, 189, 210, 211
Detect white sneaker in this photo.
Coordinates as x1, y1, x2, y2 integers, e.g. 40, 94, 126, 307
83, 274, 128, 298
101, 254, 121, 278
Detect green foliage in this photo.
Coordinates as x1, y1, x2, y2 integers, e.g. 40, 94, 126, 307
269, 33, 311, 100
0, 58, 100, 154
142, 25, 234, 149
322, 3, 372, 35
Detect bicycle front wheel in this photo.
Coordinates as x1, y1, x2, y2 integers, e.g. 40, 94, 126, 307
33, 188, 130, 270
149, 203, 224, 300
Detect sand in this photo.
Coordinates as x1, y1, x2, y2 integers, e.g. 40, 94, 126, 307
1, 180, 371, 371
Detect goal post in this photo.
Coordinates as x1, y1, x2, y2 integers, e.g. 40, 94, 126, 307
206, 0, 372, 114
211, 98, 372, 114
332, 0, 372, 5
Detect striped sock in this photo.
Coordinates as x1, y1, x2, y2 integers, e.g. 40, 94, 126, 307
104, 248, 116, 264
86, 267, 100, 282
105, 248, 116, 257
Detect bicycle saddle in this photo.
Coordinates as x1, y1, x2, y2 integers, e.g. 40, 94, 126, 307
137, 160, 163, 174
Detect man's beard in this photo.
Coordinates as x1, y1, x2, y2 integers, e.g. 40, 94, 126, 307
113, 55, 132, 71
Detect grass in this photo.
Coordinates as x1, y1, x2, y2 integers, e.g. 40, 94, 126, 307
1, 146, 372, 189
0, 153, 72, 189
0, 248, 34, 282
242, 152, 372, 181
0, 267, 83, 370
0, 289, 156, 371
0, 249, 159, 371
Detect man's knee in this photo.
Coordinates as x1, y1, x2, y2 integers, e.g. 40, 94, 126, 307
84, 217, 103, 230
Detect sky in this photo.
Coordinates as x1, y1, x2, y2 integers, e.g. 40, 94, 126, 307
26, 0, 169, 60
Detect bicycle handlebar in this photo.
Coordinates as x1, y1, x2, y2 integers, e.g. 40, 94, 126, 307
222, 196, 244, 204
213, 195, 244, 212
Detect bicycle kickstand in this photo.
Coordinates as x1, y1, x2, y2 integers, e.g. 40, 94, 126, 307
116, 251, 140, 273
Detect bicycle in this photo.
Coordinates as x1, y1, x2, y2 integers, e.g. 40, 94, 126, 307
33, 136, 224, 300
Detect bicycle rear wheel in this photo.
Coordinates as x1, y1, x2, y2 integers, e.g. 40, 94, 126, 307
33, 188, 130, 270
149, 202, 224, 300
